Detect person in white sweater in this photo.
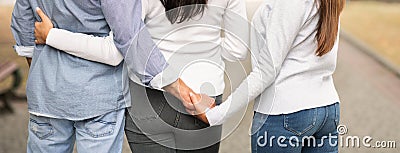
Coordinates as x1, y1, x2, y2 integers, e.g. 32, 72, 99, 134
189, 0, 345, 152
33, 0, 248, 152
34, 0, 345, 152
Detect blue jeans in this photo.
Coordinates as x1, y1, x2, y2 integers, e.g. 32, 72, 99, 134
251, 103, 340, 153
27, 109, 125, 153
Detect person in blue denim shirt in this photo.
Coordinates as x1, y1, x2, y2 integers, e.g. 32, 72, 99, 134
10, 0, 208, 152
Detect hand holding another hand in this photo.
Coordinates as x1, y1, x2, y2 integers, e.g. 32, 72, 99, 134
162, 79, 215, 125
188, 93, 216, 125
163, 79, 197, 112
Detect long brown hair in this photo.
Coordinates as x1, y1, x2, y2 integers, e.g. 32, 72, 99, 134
160, 0, 208, 24
315, 0, 345, 56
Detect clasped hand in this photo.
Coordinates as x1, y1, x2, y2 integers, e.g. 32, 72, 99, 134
163, 79, 216, 125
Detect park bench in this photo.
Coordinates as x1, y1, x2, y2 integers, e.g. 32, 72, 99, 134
0, 61, 24, 113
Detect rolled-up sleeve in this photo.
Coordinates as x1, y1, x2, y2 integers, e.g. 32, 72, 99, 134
100, 0, 178, 88
11, 0, 36, 57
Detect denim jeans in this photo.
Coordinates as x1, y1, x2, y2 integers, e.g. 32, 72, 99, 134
125, 82, 222, 153
251, 103, 340, 153
27, 108, 126, 153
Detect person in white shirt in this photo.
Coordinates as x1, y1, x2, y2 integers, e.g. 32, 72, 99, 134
188, 0, 345, 152
33, 0, 248, 152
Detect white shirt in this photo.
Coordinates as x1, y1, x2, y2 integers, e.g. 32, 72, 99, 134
45, 0, 249, 96
205, 0, 341, 125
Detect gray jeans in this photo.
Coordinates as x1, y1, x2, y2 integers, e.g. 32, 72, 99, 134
125, 82, 222, 153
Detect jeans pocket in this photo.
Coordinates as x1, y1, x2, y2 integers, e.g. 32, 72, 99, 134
284, 109, 317, 136
29, 114, 54, 140
84, 111, 117, 138
334, 103, 340, 127
251, 112, 269, 135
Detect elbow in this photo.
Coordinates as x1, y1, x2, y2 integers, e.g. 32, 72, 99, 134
232, 49, 248, 61
106, 54, 124, 66
109, 60, 122, 66
237, 43, 249, 60
222, 42, 249, 61
236, 50, 248, 61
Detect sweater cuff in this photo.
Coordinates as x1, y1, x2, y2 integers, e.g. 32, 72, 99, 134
13, 45, 34, 58
46, 28, 61, 47
205, 107, 222, 126
205, 96, 231, 126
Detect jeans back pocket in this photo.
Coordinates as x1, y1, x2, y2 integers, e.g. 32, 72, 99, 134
83, 111, 117, 138
129, 81, 166, 121
29, 114, 54, 140
284, 108, 317, 136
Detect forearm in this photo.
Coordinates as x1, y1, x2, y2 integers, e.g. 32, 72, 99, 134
11, 0, 36, 58
205, 69, 272, 126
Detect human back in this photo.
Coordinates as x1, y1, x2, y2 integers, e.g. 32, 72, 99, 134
13, 0, 124, 120
137, 0, 248, 96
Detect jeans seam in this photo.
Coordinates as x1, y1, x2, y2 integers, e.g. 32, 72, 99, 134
316, 107, 328, 133
284, 109, 317, 136
174, 113, 180, 127
84, 111, 117, 138
157, 101, 166, 116
334, 103, 340, 127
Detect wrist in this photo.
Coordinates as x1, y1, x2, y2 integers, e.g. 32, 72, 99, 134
45, 28, 56, 45
196, 113, 209, 125
163, 79, 180, 97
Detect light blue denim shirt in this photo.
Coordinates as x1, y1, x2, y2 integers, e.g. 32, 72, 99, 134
11, 0, 176, 120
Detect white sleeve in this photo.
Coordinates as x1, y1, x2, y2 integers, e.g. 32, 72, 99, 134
46, 28, 123, 66
206, 0, 307, 126
221, 0, 249, 62
13, 46, 34, 58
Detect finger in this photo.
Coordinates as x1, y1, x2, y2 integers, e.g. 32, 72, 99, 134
189, 92, 201, 104
35, 39, 45, 45
210, 101, 216, 108
185, 108, 196, 115
182, 101, 195, 110
184, 104, 195, 111
201, 94, 215, 105
189, 92, 196, 104
36, 7, 50, 22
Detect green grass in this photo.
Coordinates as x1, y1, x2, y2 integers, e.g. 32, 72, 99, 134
341, 1, 400, 67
